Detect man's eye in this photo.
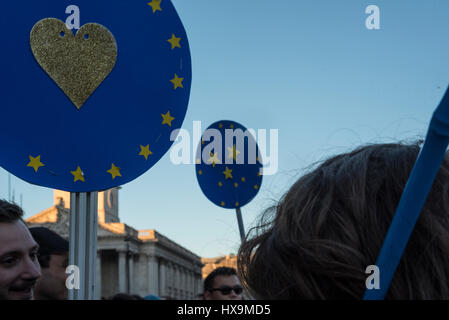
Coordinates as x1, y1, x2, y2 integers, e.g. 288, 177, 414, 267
1, 257, 18, 266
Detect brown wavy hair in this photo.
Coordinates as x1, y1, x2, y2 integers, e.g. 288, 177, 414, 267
238, 142, 449, 299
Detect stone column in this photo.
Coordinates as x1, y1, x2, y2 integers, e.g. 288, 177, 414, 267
170, 263, 175, 298
179, 266, 184, 299
193, 271, 197, 298
95, 251, 102, 300
128, 254, 134, 294
185, 270, 190, 300
148, 255, 159, 295
166, 262, 171, 297
193, 272, 197, 296
155, 257, 160, 295
159, 260, 166, 297
174, 265, 180, 299
171, 264, 176, 299
179, 267, 184, 299
184, 269, 189, 299
144, 254, 150, 295
189, 270, 194, 299
184, 268, 188, 299
118, 250, 127, 293
197, 274, 203, 295
185, 270, 190, 299
140, 254, 148, 294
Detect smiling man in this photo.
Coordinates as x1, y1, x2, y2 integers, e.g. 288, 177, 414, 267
0, 200, 41, 300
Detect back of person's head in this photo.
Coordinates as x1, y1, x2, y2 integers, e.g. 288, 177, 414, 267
29, 227, 69, 300
238, 142, 449, 299
29, 227, 69, 268
204, 267, 237, 292
0, 200, 23, 223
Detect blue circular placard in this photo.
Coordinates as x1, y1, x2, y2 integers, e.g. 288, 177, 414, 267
0, 0, 192, 192
195, 120, 263, 209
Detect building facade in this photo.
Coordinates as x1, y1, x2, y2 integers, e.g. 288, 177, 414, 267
26, 188, 204, 300
201, 254, 238, 279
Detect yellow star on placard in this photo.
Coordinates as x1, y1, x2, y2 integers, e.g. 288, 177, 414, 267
254, 184, 259, 190
227, 145, 241, 161
162, 111, 175, 127
27, 155, 44, 173
168, 34, 181, 49
221, 201, 225, 207
223, 167, 233, 180
148, 0, 162, 13
139, 145, 153, 160
218, 182, 223, 187
207, 152, 221, 167
170, 74, 184, 89
71, 166, 85, 183
107, 164, 122, 180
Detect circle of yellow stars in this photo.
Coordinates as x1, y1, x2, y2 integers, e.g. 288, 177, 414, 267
26, 2, 187, 184
198, 131, 261, 208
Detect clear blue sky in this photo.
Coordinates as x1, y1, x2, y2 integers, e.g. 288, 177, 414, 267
1, 0, 448, 258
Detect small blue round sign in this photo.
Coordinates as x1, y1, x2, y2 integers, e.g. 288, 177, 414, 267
195, 120, 263, 209
0, 0, 191, 192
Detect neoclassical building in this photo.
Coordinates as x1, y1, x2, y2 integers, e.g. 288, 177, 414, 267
26, 188, 204, 300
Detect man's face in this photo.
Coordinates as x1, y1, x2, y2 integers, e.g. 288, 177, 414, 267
35, 252, 69, 300
0, 220, 41, 300
204, 275, 243, 300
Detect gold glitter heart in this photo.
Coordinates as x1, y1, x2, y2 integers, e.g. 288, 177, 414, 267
30, 18, 117, 110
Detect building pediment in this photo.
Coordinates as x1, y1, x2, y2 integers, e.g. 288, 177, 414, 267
26, 205, 66, 224
26, 204, 135, 239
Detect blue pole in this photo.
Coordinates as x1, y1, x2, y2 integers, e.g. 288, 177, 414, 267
364, 85, 449, 299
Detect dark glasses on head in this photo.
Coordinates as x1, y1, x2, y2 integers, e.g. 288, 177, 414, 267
211, 286, 243, 295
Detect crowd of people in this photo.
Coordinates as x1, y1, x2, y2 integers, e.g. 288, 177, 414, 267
0, 196, 244, 300
1, 142, 449, 300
